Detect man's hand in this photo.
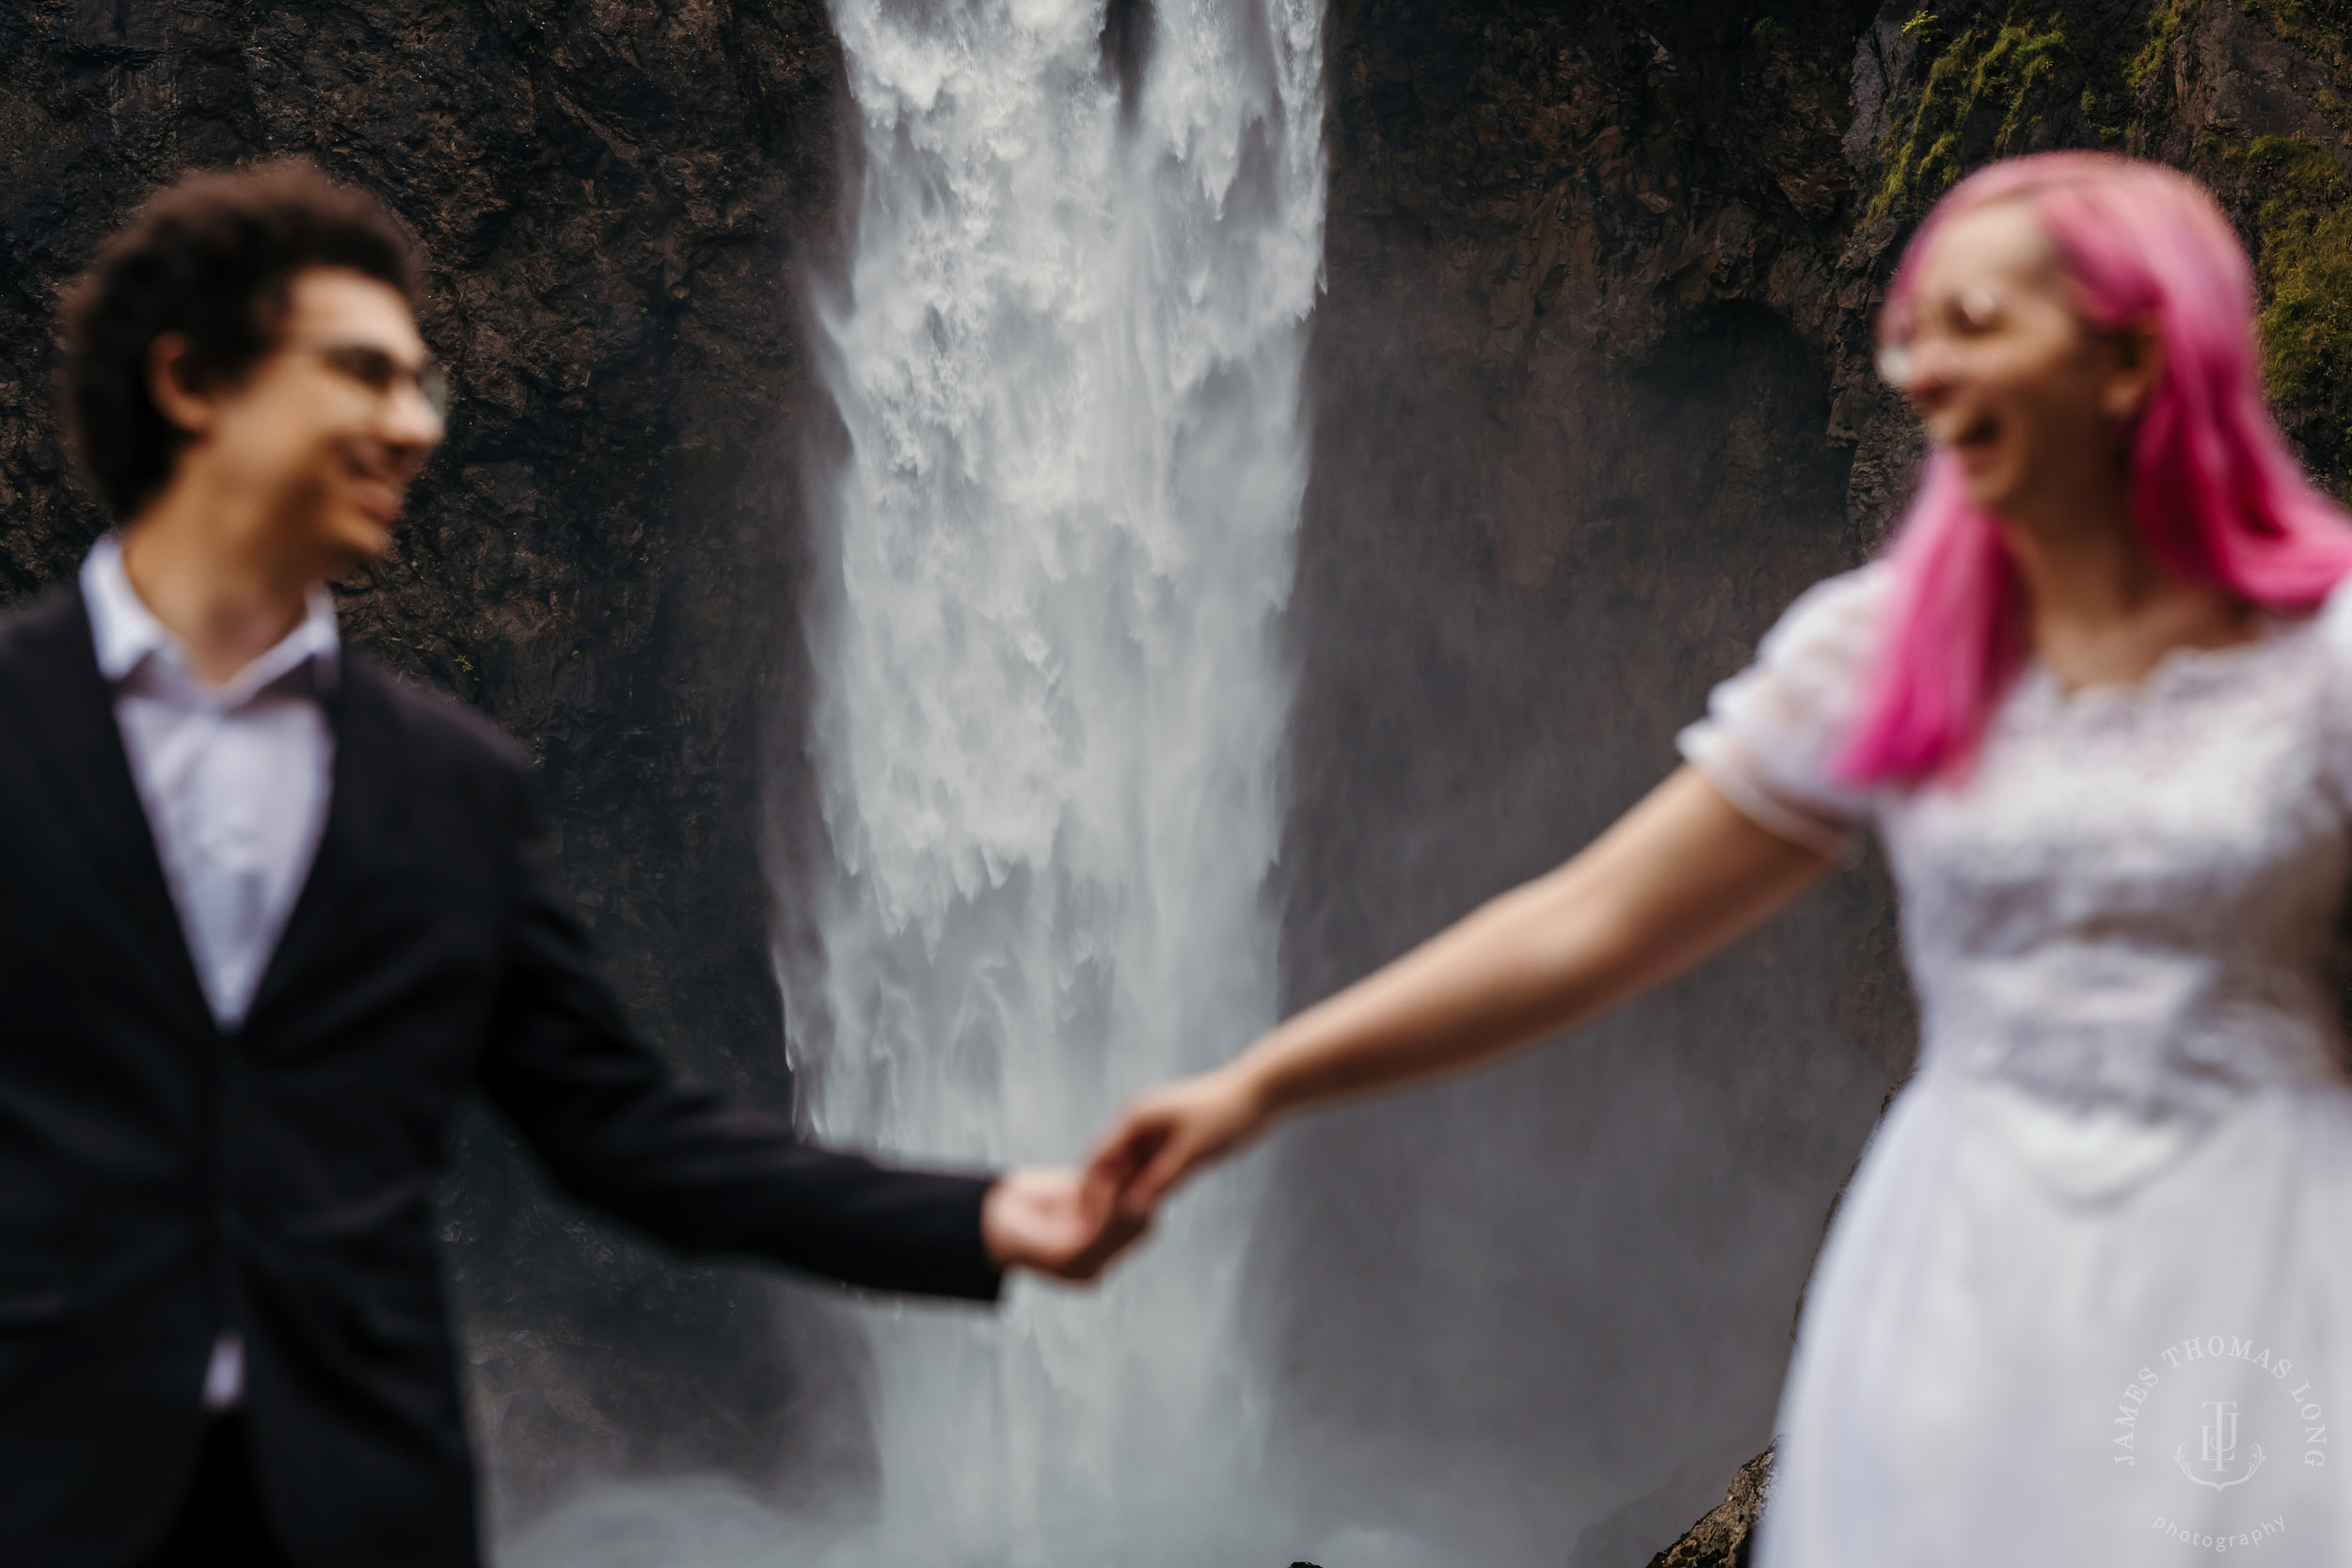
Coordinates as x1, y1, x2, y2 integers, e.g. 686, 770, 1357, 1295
980, 1166, 1149, 1282
1084, 1064, 1269, 1223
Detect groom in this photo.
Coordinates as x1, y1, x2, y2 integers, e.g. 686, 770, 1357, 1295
0, 160, 1137, 1568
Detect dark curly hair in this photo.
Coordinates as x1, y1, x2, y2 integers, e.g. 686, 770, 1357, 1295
59, 159, 421, 518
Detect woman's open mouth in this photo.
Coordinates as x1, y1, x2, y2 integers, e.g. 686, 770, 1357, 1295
1925, 407, 2000, 458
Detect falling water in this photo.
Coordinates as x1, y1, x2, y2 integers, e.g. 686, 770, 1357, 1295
786, 0, 1326, 1560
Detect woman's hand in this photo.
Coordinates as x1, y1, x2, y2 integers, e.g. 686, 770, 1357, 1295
1086, 1064, 1270, 1220
1086, 768, 1833, 1227
980, 1166, 1149, 1282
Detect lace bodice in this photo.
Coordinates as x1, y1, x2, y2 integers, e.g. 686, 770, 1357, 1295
1681, 567, 2352, 1194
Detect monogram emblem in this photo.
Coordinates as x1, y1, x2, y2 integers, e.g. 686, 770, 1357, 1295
2174, 1400, 2265, 1491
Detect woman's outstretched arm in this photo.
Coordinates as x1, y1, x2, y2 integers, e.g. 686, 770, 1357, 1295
1087, 765, 1836, 1216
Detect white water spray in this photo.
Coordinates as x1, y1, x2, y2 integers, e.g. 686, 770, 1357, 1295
787, 0, 1326, 1560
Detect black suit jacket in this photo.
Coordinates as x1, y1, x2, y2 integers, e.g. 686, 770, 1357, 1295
0, 583, 1000, 1567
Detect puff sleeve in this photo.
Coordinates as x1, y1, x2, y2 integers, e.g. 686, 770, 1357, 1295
2315, 574, 2352, 818
1676, 564, 1891, 857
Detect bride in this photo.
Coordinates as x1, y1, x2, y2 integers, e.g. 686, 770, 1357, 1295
1086, 151, 2352, 1562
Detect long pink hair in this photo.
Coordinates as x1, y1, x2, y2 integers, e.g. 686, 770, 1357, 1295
1835, 151, 2352, 785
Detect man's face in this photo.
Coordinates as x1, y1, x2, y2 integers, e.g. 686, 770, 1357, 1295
174, 266, 445, 573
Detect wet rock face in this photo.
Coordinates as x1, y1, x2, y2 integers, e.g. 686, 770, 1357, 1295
1259, 6, 1912, 1549
0, 0, 862, 1525
1644, 1446, 1773, 1567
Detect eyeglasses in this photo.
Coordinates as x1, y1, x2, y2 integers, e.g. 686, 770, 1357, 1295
1875, 283, 2007, 390
288, 339, 452, 421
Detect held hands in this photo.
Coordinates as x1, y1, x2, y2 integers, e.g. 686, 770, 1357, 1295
984, 1060, 1273, 1282
1084, 1062, 1271, 1224
980, 1165, 1149, 1282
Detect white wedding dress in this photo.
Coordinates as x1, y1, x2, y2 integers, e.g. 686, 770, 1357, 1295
1679, 564, 2352, 1564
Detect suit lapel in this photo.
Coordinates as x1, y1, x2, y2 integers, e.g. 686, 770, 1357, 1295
242, 657, 403, 1033
0, 584, 217, 1036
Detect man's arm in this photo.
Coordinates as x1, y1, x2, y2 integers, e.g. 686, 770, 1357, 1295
477, 792, 1009, 1300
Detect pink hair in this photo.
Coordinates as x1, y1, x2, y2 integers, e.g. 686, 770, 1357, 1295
1835, 151, 2352, 785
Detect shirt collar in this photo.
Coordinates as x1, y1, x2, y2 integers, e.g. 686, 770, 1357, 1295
81, 533, 342, 701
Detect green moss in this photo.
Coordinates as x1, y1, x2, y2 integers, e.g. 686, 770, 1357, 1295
2268, 0, 2349, 57
2247, 1, 2352, 135
2259, 209, 2352, 413
2124, 0, 2195, 89
1869, 8, 2073, 218
2219, 135, 2352, 412
2199, 128, 2352, 465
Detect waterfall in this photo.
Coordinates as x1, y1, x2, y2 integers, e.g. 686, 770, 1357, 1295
786, 0, 1327, 1560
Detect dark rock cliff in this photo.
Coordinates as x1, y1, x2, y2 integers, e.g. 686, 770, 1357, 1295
7, 0, 2352, 1560
1254, 8, 1908, 1551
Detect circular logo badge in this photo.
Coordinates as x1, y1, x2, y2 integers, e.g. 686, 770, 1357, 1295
2112, 1334, 2326, 1552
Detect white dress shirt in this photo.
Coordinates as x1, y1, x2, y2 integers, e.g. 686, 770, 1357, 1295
81, 535, 341, 1410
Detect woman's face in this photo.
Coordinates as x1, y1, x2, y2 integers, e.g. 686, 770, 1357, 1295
1883, 199, 2155, 522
